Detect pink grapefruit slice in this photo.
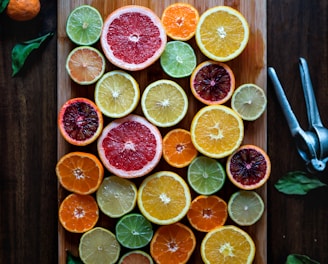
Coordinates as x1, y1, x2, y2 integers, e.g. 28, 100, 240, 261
97, 114, 162, 178
101, 5, 167, 71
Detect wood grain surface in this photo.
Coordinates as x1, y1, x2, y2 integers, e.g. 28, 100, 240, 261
57, 0, 267, 263
1, 0, 328, 263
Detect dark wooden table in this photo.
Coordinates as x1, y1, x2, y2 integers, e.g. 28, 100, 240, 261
1, 0, 327, 263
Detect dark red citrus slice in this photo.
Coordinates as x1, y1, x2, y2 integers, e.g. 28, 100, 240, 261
97, 114, 162, 178
190, 60, 235, 105
226, 144, 271, 190
58, 97, 103, 146
101, 5, 167, 71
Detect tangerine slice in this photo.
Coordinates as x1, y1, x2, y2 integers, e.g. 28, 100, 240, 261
118, 250, 153, 264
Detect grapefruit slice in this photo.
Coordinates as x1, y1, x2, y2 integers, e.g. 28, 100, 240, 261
101, 5, 167, 71
97, 114, 162, 178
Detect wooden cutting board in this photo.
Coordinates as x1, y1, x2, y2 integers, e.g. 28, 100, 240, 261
57, 0, 267, 263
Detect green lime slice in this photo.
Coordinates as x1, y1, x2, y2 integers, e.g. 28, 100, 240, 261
228, 190, 265, 226
160, 40, 197, 78
231, 83, 267, 121
79, 227, 121, 264
66, 5, 103, 45
187, 156, 226, 195
115, 213, 153, 249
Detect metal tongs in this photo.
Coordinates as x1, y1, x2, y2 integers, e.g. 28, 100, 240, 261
268, 58, 328, 173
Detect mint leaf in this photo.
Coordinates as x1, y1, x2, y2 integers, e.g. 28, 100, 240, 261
11, 32, 54, 76
0, 0, 9, 13
66, 251, 83, 264
286, 254, 320, 264
275, 171, 326, 195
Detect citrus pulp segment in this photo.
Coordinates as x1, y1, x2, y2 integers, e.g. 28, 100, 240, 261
187, 195, 228, 232
66, 46, 105, 85
55, 151, 104, 195
226, 144, 271, 190
137, 171, 191, 225
115, 213, 153, 249
66, 5, 103, 46
231, 83, 267, 121
58, 193, 99, 233
187, 156, 226, 195
161, 2, 199, 41
190, 60, 235, 105
97, 114, 162, 178
79, 227, 121, 264
141, 79, 188, 127
195, 5, 250, 62
201, 225, 255, 264
95, 70, 140, 118
118, 250, 154, 264
101, 5, 167, 71
228, 190, 265, 226
162, 128, 198, 168
160, 40, 197, 78
150, 222, 196, 264
190, 105, 244, 159
58, 97, 103, 146
96, 176, 137, 218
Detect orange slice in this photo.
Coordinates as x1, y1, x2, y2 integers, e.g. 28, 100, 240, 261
150, 222, 196, 264
162, 128, 198, 168
56, 152, 104, 195
161, 3, 199, 41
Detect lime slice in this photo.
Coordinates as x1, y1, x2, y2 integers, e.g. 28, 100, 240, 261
96, 176, 137, 218
79, 227, 121, 264
228, 190, 265, 226
187, 156, 226, 195
141, 79, 188, 127
160, 41, 197, 78
95, 70, 140, 118
231, 83, 267, 121
66, 5, 103, 45
115, 213, 153, 249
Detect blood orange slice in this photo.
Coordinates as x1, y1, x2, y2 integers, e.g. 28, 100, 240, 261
226, 144, 271, 190
97, 114, 162, 178
58, 97, 103, 146
101, 5, 167, 71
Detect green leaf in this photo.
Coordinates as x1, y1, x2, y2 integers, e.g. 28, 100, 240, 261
286, 254, 320, 264
0, 0, 9, 13
11, 32, 54, 76
66, 251, 83, 264
275, 171, 326, 195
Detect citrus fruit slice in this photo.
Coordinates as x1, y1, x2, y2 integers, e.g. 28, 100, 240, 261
226, 144, 271, 190
150, 222, 196, 264
56, 151, 104, 195
137, 171, 191, 225
195, 6, 250, 62
115, 213, 153, 249
97, 114, 162, 178
201, 225, 255, 264
58, 193, 98, 233
231, 83, 267, 121
228, 190, 265, 226
187, 156, 226, 195
187, 195, 228, 232
95, 70, 140, 118
118, 250, 153, 264
161, 3, 199, 41
66, 46, 105, 85
141, 79, 188, 127
190, 105, 244, 159
162, 128, 198, 168
101, 5, 167, 71
96, 176, 137, 218
66, 5, 103, 46
79, 227, 121, 264
58, 97, 103, 146
190, 60, 235, 105
160, 41, 197, 78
